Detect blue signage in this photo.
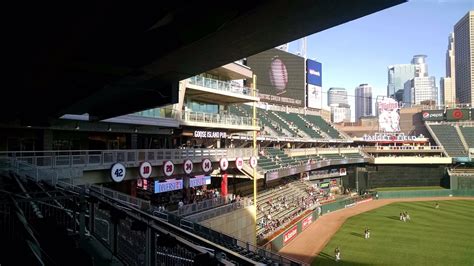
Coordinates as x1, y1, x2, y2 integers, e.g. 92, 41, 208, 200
306, 59, 322, 86
154, 179, 183, 193
189, 175, 211, 188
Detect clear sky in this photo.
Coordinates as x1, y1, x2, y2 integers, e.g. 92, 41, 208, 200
288, 0, 473, 120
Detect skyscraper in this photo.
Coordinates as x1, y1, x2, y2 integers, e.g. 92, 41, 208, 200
404, 77, 438, 105
441, 33, 456, 106
454, 10, 474, 104
387, 64, 415, 102
403, 55, 438, 105
328, 88, 350, 123
330, 103, 351, 123
412, 55, 429, 77
328, 87, 348, 105
355, 84, 372, 121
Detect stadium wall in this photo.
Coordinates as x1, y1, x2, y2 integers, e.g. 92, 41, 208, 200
366, 165, 449, 188
376, 189, 474, 199
450, 175, 474, 190
199, 205, 256, 245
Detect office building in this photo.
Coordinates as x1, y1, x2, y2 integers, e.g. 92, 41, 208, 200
355, 84, 372, 121
404, 76, 438, 105
330, 103, 351, 123
441, 33, 456, 106
387, 64, 415, 102
403, 55, 438, 105
328, 87, 348, 105
454, 11, 474, 104
412, 55, 429, 78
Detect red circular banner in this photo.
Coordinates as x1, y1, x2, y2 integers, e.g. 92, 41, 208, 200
452, 109, 463, 119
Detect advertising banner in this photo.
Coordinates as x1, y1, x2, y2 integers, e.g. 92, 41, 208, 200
189, 175, 211, 188
306, 59, 322, 86
421, 110, 444, 121
247, 48, 305, 107
446, 109, 470, 121
309, 168, 346, 180
302, 215, 313, 230
154, 179, 183, 193
307, 84, 322, 109
378, 98, 400, 132
283, 225, 298, 245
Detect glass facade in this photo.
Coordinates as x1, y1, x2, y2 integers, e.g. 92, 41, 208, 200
328, 88, 348, 105
454, 11, 474, 104
387, 64, 415, 99
186, 100, 219, 114
355, 84, 373, 121
404, 77, 438, 105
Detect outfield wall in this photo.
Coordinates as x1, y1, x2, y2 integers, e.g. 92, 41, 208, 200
376, 189, 474, 199
366, 165, 448, 189
450, 175, 474, 190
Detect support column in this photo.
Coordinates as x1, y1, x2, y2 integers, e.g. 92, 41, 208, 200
43, 129, 53, 150
79, 191, 86, 239
131, 133, 138, 149
145, 227, 155, 266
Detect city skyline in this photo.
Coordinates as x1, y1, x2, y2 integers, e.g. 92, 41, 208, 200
288, 0, 473, 120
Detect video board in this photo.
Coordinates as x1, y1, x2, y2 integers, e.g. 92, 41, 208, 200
247, 48, 305, 107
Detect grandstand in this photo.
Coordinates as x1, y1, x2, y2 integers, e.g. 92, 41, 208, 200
459, 125, 474, 148
231, 104, 347, 142
426, 123, 469, 157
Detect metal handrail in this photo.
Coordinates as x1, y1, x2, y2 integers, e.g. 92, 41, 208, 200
188, 75, 257, 96
182, 111, 257, 127
0, 148, 254, 170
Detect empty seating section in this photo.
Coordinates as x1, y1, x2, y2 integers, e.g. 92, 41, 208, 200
343, 153, 364, 159
305, 114, 342, 139
276, 111, 323, 139
292, 154, 322, 163
228, 105, 249, 118
266, 111, 299, 137
264, 148, 299, 169
430, 124, 467, 157
227, 105, 346, 140
258, 156, 280, 171
459, 126, 474, 148
258, 149, 365, 173
239, 105, 287, 137
320, 153, 345, 160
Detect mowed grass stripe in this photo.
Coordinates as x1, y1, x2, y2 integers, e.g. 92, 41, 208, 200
313, 200, 474, 266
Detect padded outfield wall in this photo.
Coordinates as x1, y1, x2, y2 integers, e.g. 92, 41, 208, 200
365, 164, 449, 189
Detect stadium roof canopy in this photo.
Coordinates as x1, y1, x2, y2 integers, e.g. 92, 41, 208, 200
5, 0, 404, 125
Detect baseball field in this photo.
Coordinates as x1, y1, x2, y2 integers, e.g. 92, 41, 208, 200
312, 200, 474, 265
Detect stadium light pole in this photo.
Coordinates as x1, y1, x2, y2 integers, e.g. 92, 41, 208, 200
252, 74, 258, 242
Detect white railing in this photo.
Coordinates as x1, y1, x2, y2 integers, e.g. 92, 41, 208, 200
405, 103, 472, 110
285, 147, 361, 157
363, 146, 445, 152
188, 75, 257, 97
184, 197, 253, 222
182, 111, 257, 127
0, 148, 253, 170
89, 184, 151, 210
175, 195, 228, 217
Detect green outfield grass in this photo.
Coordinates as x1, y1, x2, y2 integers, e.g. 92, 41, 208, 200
313, 200, 474, 265
374, 186, 446, 192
